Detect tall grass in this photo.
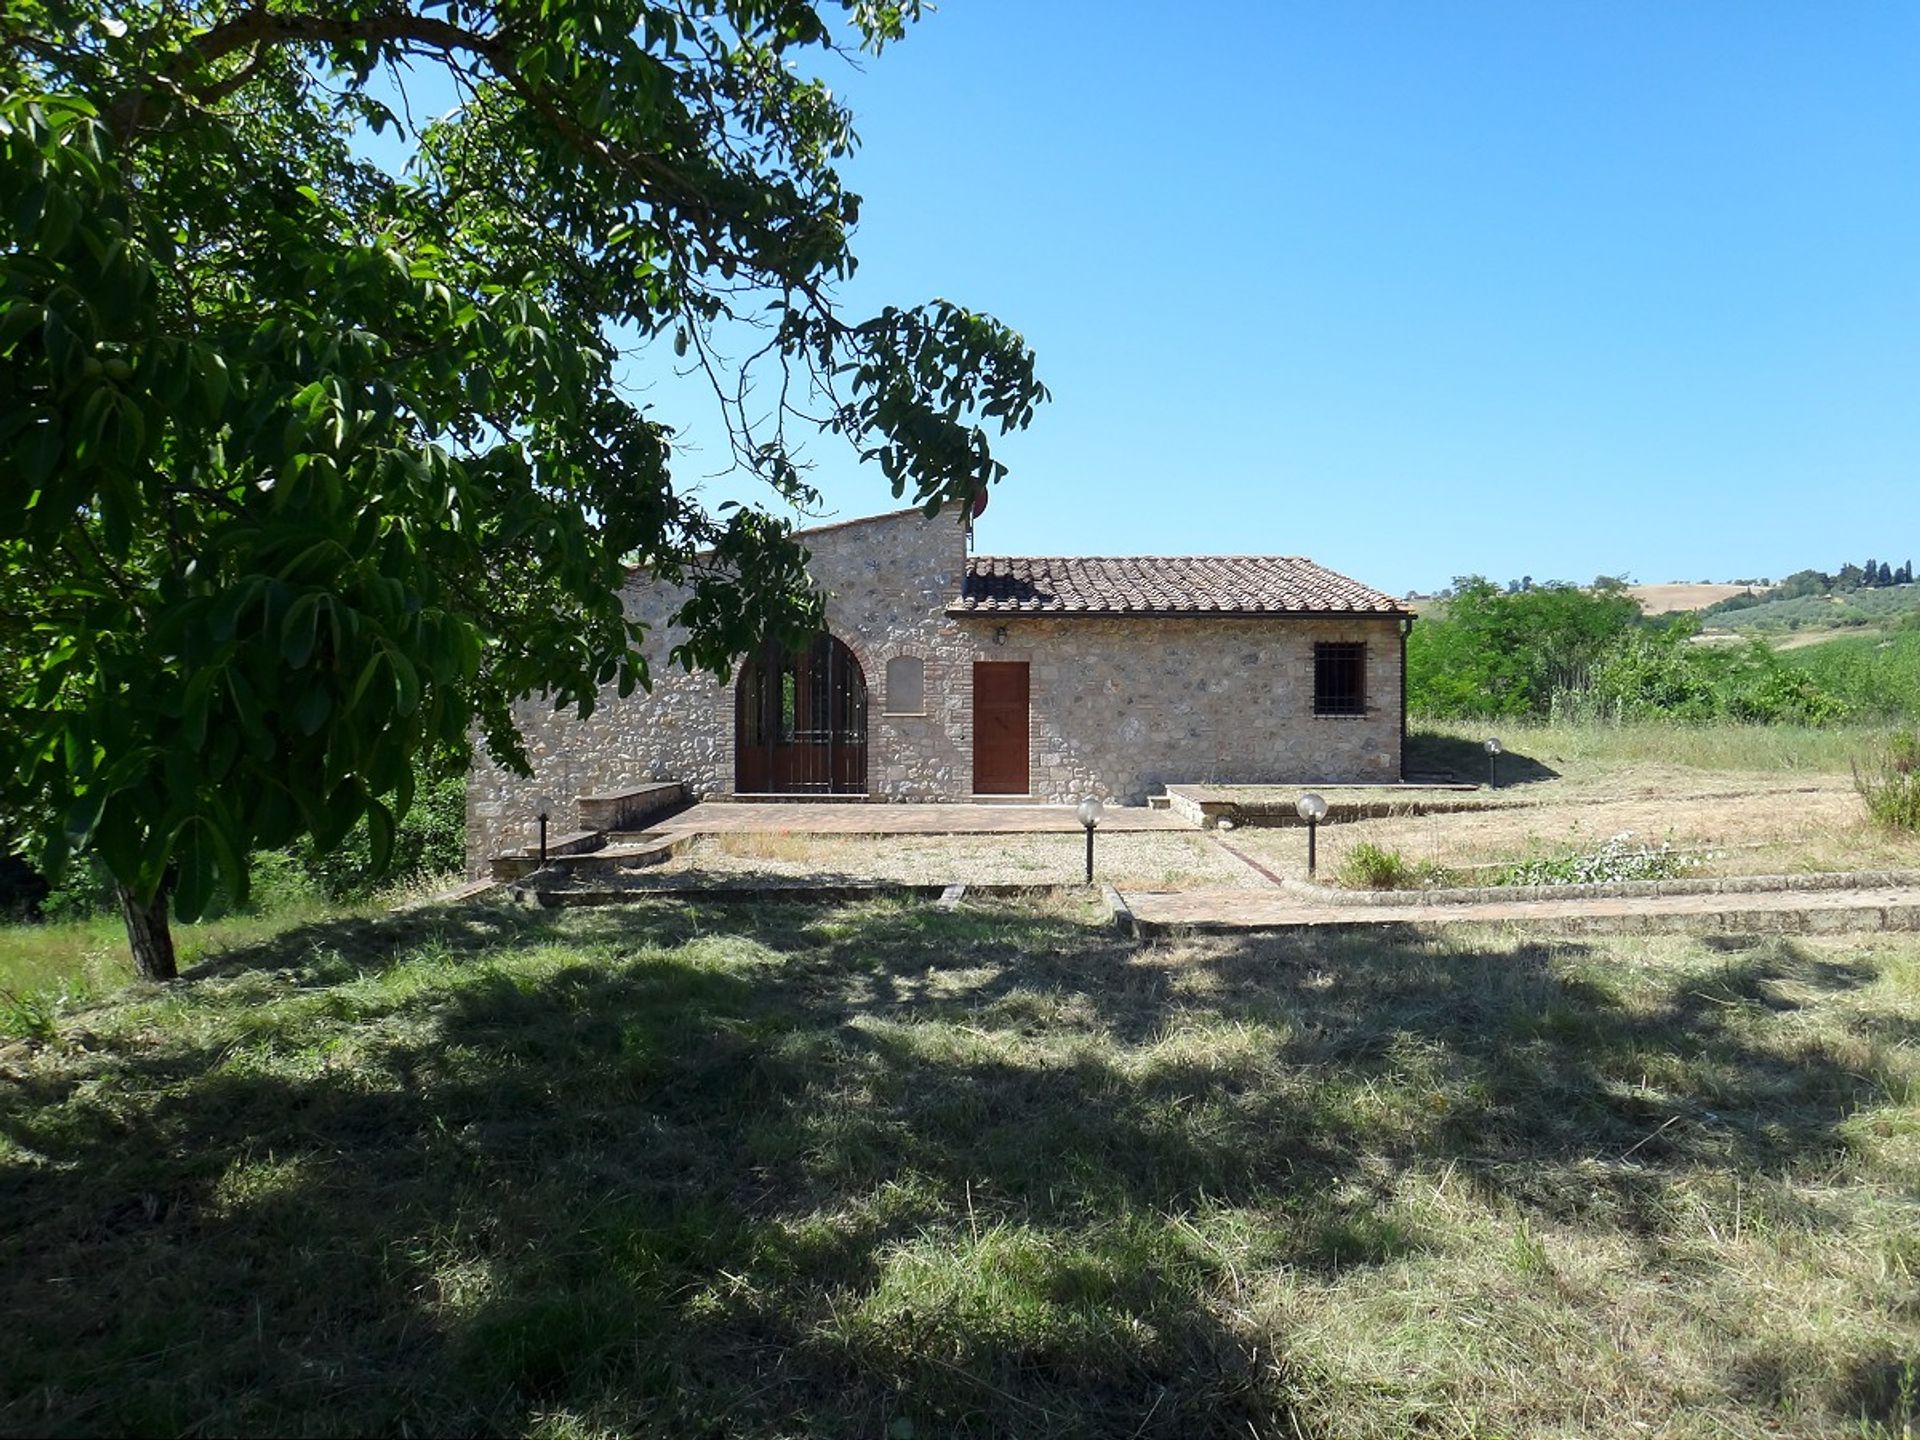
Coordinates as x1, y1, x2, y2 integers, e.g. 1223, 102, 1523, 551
1788, 630, 1920, 720
1415, 717, 1872, 775
1855, 730, 1920, 833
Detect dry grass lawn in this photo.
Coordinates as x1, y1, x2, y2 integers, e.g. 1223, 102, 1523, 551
630, 831, 1267, 892
2, 897, 1917, 1437
1229, 723, 1920, 884
1233, 781, 1920, 880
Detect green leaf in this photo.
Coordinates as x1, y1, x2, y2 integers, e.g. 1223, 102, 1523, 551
0, 300, 44, 353
364, 799, 394, 875
312, 782, 363, 852
171, 819, 219, 922
384, 643, 421, 716
293, 685, 331, 736
282, 593, 323, 667
19, 420, 60, 486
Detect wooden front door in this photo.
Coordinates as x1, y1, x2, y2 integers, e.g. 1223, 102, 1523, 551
972, 661, 1030, 795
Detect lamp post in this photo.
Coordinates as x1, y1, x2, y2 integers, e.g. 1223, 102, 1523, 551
1296, 792, 1329, 877
533, 793, 554, 867
1484, 736, 1503, 789
1077, 796, 1105, 884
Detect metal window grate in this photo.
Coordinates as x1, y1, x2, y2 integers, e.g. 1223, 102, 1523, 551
1314, 642, 1367, 716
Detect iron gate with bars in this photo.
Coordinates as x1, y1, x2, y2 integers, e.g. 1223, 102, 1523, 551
733, 634, 869, 793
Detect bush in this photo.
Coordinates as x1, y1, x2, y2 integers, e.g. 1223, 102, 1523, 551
231, 850, 326, 916
1854, 730, 1920, 832
1338, 842, 1453, 891
1587, 633, 1849, 725
1409, 574, 1898, 725
12, 763, 465, 924
1788, 631, 1920, 719
297, 770, 467, 900
0, 853, 48, 921
1409, 577, 1642, 719
1492, 833, 1700, 887
35, 848, 326, 923
39, 856, 117, 921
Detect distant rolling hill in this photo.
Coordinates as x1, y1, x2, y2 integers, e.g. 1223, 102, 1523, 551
1628, 582, 1757, 614
1701, 586, 1920, 633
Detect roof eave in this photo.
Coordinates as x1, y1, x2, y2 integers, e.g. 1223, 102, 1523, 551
944, 605, 1412, 620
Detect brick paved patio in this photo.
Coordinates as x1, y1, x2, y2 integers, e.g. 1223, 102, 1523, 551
625, 801, 1191, 840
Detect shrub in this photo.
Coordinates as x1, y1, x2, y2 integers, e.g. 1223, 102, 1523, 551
1338, 842, 1453, 891
1854, 730, 1920, 832
19, 765, 464, 923
232, 851, 326, 916
298, 770, 467, 900
39, 856, 117, 921
1408, 578, 1642, 719
1585, 633, 1849, 726
1789, 631, 1920, 719
1492, 833, 1700, 887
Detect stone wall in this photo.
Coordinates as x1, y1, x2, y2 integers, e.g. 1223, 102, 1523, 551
465, 507, 1406, 872
466, 508, 972, 870
959, 613, 1405, 807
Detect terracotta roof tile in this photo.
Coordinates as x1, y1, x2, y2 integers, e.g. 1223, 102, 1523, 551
953, 555, 1407, 616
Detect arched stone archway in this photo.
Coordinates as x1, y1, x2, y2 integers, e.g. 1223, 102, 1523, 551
734, 634, 869, 794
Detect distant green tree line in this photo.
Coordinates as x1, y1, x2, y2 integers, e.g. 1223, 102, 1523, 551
1708, 559, 1914, 615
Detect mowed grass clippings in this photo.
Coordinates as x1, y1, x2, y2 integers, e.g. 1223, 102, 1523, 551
2, 899, 1919, 1437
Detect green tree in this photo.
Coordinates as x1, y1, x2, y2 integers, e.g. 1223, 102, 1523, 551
1407, 576, 1642, 719
1, 0, 1046, 979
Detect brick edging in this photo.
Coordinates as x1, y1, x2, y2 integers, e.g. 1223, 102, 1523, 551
1283, 868, 1920, 909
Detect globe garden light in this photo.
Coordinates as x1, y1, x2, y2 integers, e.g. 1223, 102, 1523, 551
1077, 796, 1105, 884
1296, 791, 1329, 877
1484, 736, 1503, 788
533, 794, 555, 867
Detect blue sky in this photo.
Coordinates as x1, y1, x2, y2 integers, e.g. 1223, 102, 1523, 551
376, 3, 1920, 594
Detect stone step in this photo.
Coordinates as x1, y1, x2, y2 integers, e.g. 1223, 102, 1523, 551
577, 782, 687, 831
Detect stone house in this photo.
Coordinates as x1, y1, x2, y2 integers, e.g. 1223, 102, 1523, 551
466, 505, 1412, 870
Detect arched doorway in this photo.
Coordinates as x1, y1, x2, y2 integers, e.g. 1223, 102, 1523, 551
734, 634, 869, 794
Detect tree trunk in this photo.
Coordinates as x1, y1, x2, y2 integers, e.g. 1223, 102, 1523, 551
117, 879, 178, 983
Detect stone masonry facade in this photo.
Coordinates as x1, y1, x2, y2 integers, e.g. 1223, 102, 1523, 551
466, 508, 1406, 872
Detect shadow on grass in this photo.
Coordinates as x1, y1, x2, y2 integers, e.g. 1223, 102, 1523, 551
0, 897, 1909, 1436
1407, 728, 1561, 786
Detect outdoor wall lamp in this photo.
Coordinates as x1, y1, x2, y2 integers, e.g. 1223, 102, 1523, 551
1077, 796, 1105, 884
1484, 736, 1503, 789
993, 625, 1008, 646
1295, 791, 1329, 876
533, 793, 554, 867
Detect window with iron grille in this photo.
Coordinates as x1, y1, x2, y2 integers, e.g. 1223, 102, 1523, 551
1314, 642, 1367, 716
